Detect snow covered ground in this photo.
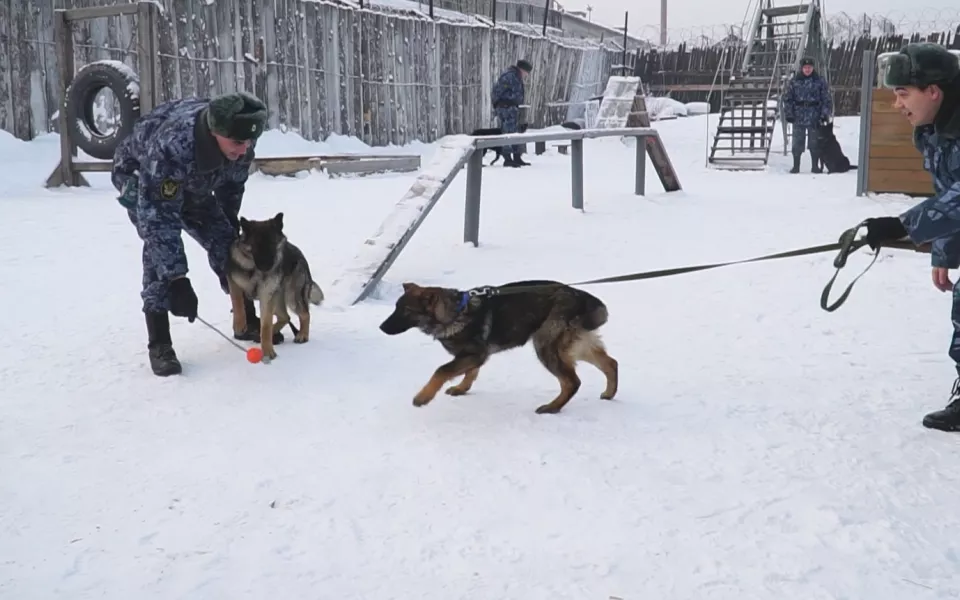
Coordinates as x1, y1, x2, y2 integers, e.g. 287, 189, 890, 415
4, 115, 960, 599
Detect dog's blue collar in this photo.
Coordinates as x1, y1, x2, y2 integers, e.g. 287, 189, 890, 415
455, 292, 470, 312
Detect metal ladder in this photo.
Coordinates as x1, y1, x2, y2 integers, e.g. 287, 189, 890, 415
708, 0, 821, 169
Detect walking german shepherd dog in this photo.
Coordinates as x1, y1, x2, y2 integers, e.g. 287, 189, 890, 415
379, 280, 619, 414
469, 123, 529, 165
226, 212, 325, 360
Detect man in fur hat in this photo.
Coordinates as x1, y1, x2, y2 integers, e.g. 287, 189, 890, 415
859, 43, 960, 431
111, 91, 282, 376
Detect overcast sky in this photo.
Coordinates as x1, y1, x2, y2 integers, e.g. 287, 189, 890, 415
567, 0, 959, 41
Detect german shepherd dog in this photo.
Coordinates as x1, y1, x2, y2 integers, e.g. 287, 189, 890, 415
226, 212, 325, 360
816, 120, 857, 173
469, 123, 529, 165
379, 280, 619, 414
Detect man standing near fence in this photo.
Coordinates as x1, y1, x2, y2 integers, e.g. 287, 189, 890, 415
492, 59, 532, 168
782, 56, 833, 174
112, 91, 281, 377
858, 42, 960, 431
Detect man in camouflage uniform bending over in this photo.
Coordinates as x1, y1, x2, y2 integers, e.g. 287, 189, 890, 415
860, 43, 960, 431
112, 91, 282, 377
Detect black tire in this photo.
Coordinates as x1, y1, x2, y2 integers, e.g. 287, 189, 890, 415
66, 60, 141, 161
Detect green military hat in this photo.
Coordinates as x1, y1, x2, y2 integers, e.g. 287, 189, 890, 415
883, 42, 960, 89
207, 91, 268, 141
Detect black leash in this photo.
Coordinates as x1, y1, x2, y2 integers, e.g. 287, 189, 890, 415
464, 221, 923, 312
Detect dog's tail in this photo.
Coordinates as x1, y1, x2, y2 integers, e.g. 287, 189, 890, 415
308, 281, 325, 306
580, 294, 609, 331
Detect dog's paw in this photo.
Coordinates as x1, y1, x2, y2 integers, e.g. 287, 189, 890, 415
412, 392, 435, 407
293, 332, 309, 344
445, 386, 468, 396
535, 403, 561, 415
600, 391, 615, 400
263, 347, 278, 361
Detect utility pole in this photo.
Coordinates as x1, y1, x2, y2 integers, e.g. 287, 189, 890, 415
660, 0, 667, 45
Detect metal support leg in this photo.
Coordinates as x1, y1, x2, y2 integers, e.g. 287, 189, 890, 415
571, 138, 584, 210
463, 149, 483, 246
635, 136, 647, 196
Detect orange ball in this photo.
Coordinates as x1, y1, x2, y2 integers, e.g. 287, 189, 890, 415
246, 347, 264, 364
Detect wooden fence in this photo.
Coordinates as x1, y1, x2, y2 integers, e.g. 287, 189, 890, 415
635, 30, 960, 115
0, 0, 624, 146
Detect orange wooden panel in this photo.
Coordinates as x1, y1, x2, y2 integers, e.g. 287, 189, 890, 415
868, 157, 926, 171
868, 169, 934, 195
868, 144, 923, 159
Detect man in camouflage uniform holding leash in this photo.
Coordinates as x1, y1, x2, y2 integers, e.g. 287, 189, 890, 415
491, 59, 532, 168
860, 43, 960, 431
782, 56, 833, 174
112, 91, 283, 377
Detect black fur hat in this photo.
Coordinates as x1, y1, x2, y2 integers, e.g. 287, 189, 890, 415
206, 91, 268, 141
883, 43, 960, 89
517, 59, 533, 72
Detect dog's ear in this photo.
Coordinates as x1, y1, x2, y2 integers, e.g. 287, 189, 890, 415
239, 217, 250, 231
402, 282, 422, 295
272, 212, 284, 231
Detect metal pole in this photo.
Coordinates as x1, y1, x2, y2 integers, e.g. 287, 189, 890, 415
541, 0, 549, 36
660, 0, 666, 46
635, 135, 647, 196
856, 49, 876, 197
622, 12, 628, 69
429, 0, 434, 19
492, 0, 497, 25
571, 138, 584, 210
463, 149, 483, 245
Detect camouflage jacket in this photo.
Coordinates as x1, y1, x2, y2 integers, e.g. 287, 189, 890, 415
899, 98, 960, 268
491, 66, 525, 109
112, 98, 255, 281
782, 71, 832, 128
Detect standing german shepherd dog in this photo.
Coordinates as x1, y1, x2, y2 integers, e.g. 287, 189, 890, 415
469, 123, 529, 165
226, 212, 324, 360
379, 280, 619, 414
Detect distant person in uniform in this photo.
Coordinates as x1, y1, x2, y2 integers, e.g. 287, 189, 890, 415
492, 59, 532, 168
112, 91, 282, 377
859, 43, 960, 431
782, 56, 833, 174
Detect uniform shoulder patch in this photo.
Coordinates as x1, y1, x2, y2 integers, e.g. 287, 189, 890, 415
159, 178, 180, 200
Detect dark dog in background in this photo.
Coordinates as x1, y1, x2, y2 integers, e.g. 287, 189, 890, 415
469, 123, 529, 165
226, 212, 324, 360
817, 121, 857, 173
379, 280, 619, 414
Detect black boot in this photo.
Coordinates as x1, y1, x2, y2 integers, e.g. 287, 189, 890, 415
145, 311, 182, 377
502, 154, 521, 167
233, 297, 285, 344
513, 152, 530, 167
811, 151, 822, 174
789, 153, 801, 174
922, 378, 960, 431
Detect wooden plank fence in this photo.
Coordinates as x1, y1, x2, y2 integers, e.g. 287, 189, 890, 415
0, 0, 624, 146
634, 30, 959, 116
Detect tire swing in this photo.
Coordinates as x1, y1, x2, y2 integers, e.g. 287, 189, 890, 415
66, 60, 141, 161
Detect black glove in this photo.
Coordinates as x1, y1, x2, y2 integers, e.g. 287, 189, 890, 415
168, 277, 198, 322
864, 217, 908, 251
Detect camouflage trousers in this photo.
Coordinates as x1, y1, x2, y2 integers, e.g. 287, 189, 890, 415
949, 283, 960, 376
494, 106, 522, 154
791, 125, 820, 156
123, 190, 237, 314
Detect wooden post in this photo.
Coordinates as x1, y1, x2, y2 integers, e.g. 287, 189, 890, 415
491, 0, 497, 25
541, 0, 549, 35
46, 9, 88, 188
136, 1, 156, 113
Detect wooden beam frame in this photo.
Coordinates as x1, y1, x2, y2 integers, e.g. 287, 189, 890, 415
45, 1, 161, 189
